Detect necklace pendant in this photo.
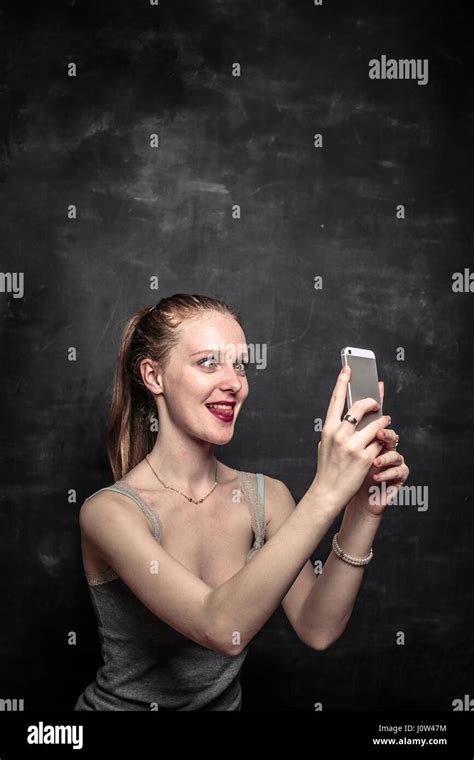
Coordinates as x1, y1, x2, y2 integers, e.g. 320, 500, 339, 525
145, 455, 218, 504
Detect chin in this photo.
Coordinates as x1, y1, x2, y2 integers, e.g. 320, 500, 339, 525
201, 426, 235, 445
208, 429, 235, 444
186, 420, 234, 444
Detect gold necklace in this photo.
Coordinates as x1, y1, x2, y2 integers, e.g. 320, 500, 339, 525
145, 455, 219, 504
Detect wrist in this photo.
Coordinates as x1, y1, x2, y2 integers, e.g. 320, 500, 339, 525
308, 479, 344, 517
338, 500, 382, 558
347, 494, 385, 521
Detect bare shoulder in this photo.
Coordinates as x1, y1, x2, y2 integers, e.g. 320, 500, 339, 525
77, 487, 225, 653
261, 475, 296, 533
79, 489, 151, 541
262, 473, 295, 504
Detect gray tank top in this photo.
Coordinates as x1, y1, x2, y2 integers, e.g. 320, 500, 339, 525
74, 471, 265, 711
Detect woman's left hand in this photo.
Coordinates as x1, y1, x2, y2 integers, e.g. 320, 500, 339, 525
348, 380, 410, 516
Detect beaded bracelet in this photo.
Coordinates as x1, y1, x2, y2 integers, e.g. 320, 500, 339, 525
332, 532, 373, 566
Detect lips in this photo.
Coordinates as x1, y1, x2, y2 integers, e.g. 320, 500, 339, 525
205, 403, 235, 423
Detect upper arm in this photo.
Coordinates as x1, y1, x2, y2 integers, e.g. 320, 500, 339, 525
264, 476, 318, 648
79, 494, 233, 656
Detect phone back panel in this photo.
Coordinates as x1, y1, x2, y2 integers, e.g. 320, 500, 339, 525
342, 353, 382, 430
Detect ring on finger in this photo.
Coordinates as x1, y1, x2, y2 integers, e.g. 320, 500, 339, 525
343, 413, 358, 426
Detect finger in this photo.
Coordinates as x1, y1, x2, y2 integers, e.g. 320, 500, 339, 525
341, 395, 384, 434
379, 380, 384, 409
345, 410, 390, 446
373, 451, 404, 468
324, 366, 352, 430
365, 439, 385, 460
372, 464, 407, 483
376, 428, 399, 450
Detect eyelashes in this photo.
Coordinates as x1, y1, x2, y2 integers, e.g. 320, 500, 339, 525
198, 356, 248, 371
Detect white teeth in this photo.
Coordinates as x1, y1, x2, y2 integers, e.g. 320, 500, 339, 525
206, 404, 233, 410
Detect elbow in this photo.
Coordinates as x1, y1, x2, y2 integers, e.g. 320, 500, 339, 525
206, 640, 243, 657
211, 638, 245, 658
225, 642, 245, 657
308, 637, 334, 651
205, 616, 246, 658
301, 629, 341, 652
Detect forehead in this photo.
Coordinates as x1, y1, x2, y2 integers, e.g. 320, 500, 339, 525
179, 313, 246, 352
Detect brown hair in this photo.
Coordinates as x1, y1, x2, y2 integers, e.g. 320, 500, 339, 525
106, 293, 243, 481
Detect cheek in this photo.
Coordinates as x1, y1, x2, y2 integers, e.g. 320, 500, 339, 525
171, 369, 250, 403
178, 369, 215, 400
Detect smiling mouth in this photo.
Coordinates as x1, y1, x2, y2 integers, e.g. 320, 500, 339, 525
205, 403, 235, 422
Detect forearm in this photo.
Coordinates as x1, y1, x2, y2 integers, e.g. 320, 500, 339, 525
298, 499, 383, 647
206, 483, 340, 653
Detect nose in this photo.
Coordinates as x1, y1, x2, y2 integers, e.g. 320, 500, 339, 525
219, 364, 242, 393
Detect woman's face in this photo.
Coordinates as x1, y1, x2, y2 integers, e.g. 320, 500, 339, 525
158, 312, 250, 444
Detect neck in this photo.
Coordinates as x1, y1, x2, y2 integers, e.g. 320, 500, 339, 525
146, 435, 218, 494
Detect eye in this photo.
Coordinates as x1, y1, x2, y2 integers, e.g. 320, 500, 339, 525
199, 356, 217, 368
198, 356, 248, 371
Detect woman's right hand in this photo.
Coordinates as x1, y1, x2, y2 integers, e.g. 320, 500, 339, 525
312, 366, 391, 515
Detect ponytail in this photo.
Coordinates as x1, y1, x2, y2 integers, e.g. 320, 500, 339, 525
106, 294, 243, 481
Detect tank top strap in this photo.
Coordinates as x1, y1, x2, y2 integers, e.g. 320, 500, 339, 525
238, 471, 266, 560
84, 481, 162, 542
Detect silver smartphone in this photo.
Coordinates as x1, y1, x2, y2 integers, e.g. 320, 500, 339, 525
340, 347, 382, 430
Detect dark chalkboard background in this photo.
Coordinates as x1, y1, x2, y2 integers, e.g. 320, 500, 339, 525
1, 0, 473, 713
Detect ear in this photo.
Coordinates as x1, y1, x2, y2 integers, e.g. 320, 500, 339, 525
140, 357, 164, 396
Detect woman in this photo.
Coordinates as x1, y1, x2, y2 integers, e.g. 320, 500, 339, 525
74, 293, 409, 711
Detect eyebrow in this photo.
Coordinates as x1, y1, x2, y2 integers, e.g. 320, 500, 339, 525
189, 350, 249, 360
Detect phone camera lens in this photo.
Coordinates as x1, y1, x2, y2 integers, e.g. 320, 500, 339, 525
348, 349, 352, 354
